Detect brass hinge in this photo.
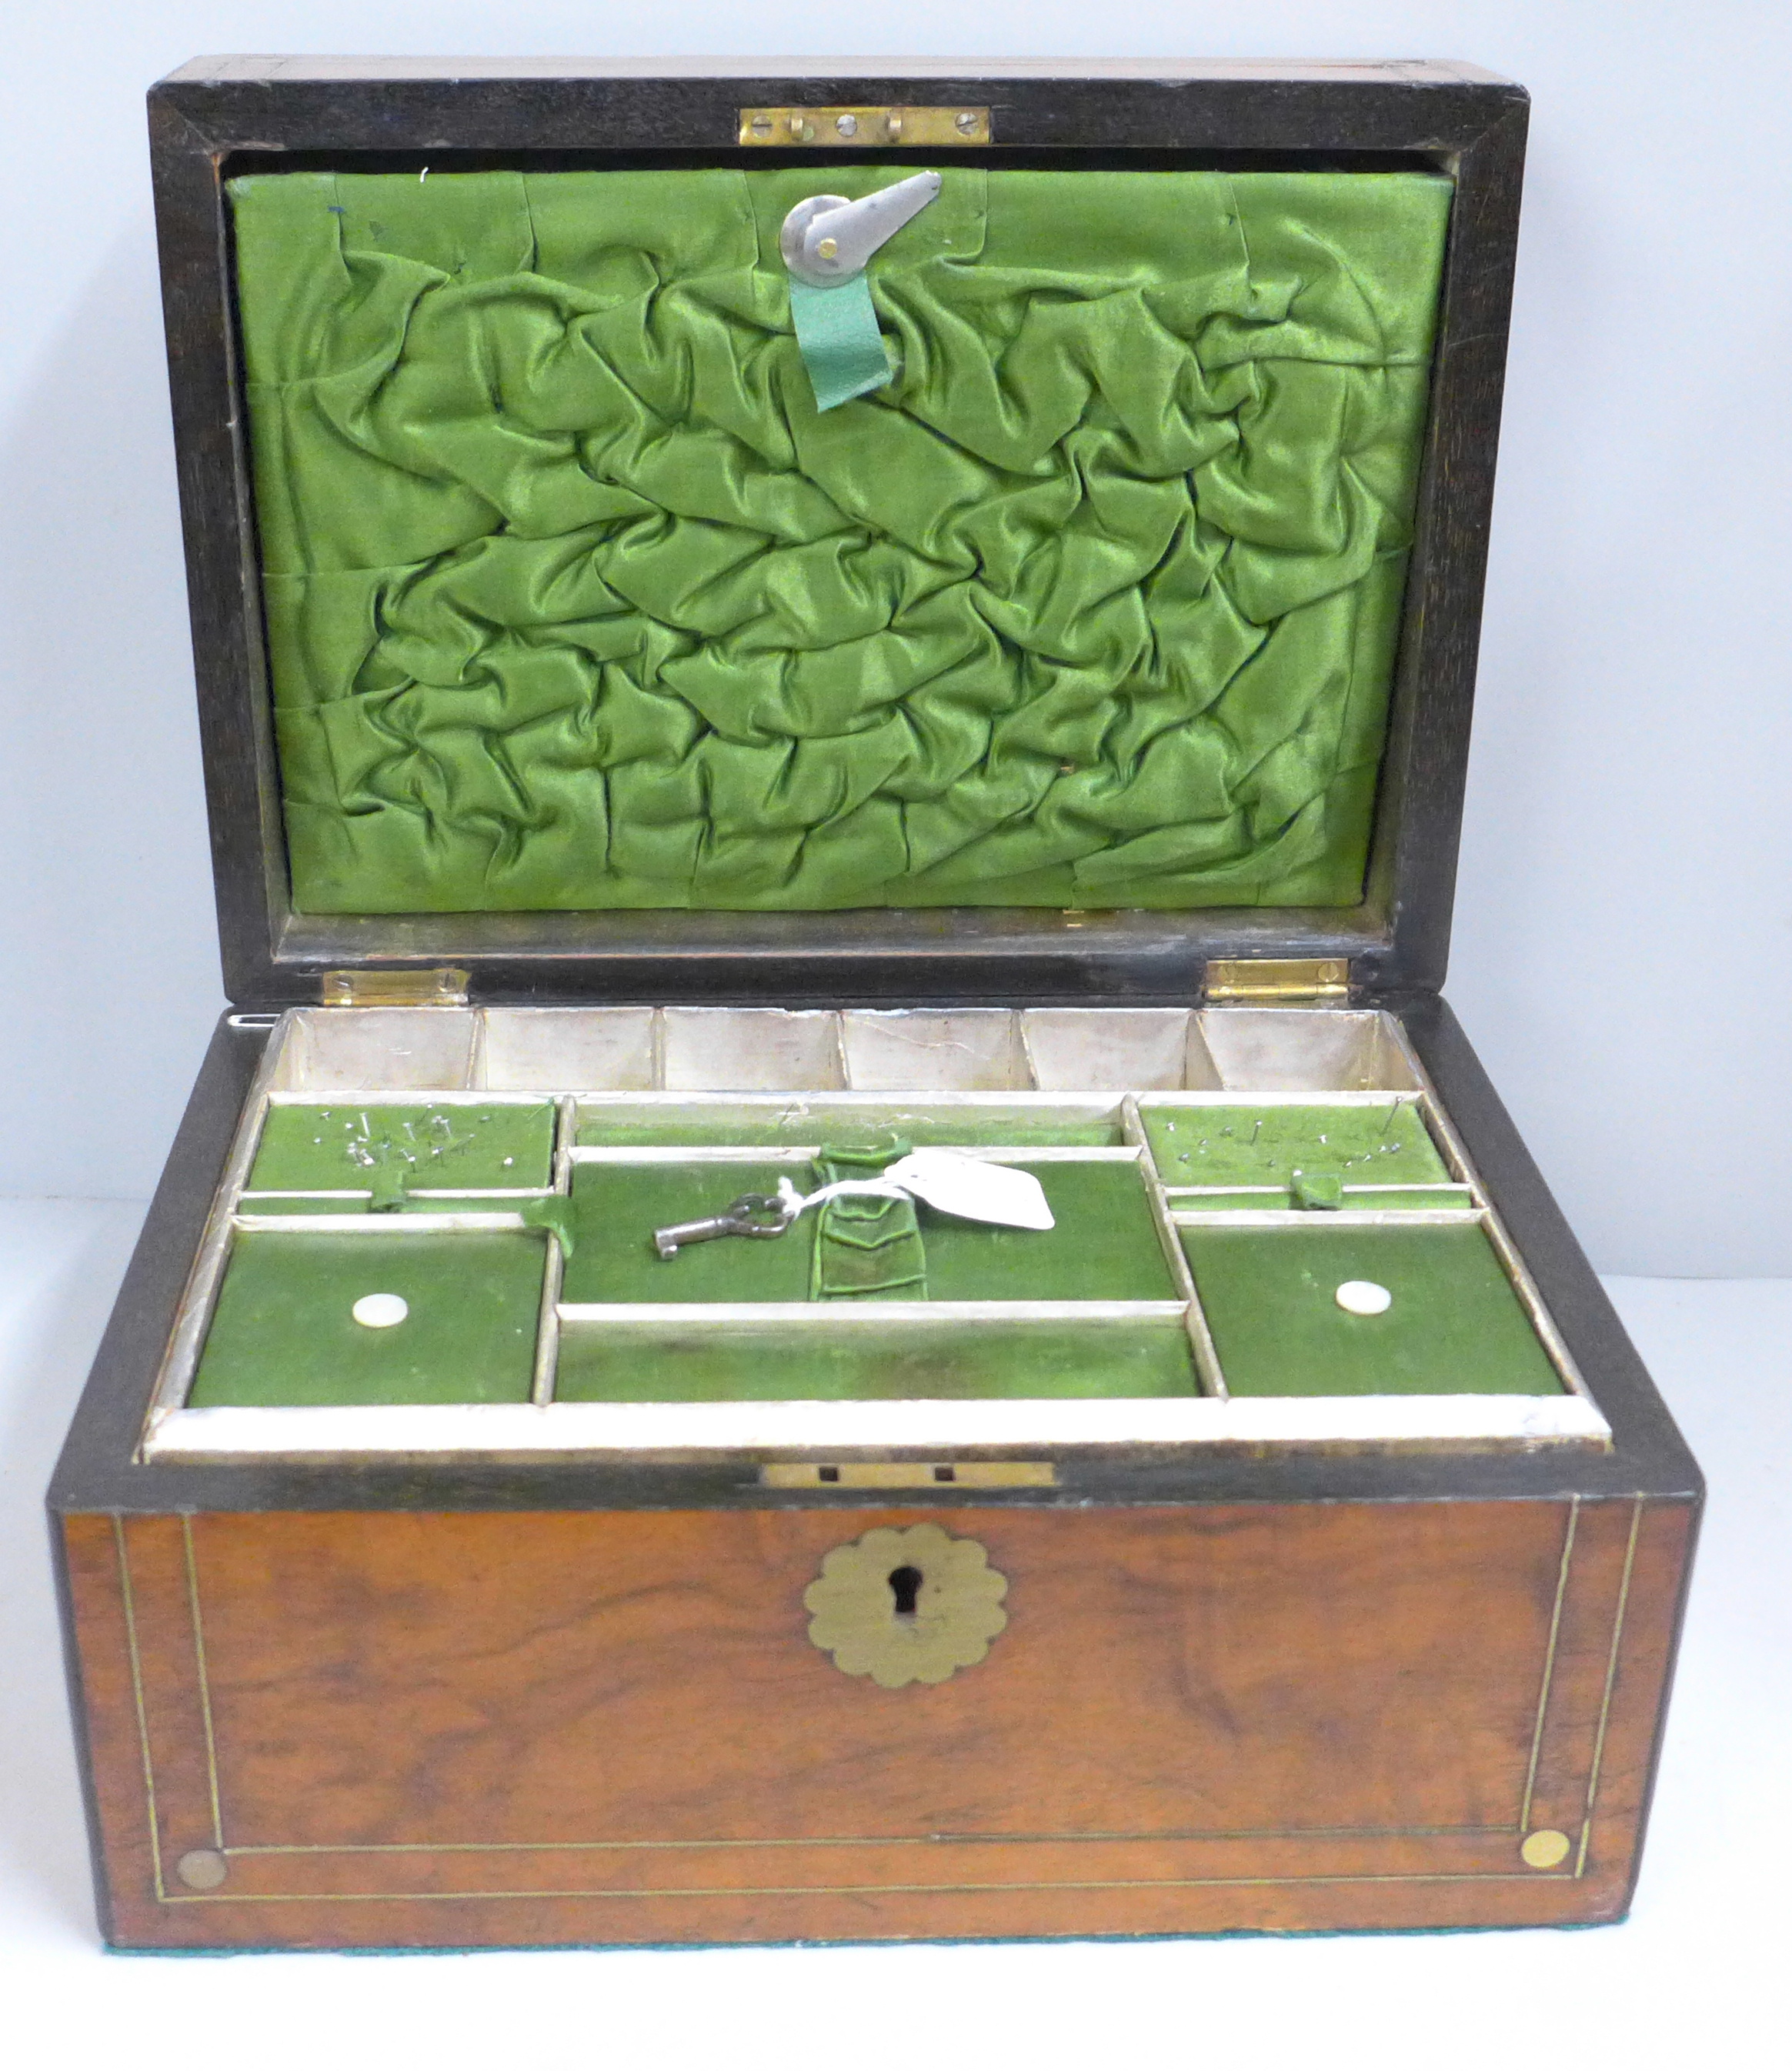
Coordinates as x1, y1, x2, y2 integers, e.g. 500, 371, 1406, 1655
1204, 957, 1351, 1004
739, 104, 991, 147
319, 967, 469, 1008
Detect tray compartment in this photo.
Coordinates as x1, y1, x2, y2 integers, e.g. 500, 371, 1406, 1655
841, 1011, 1027, 1091
1179, 1221, 1564, 1399
479, 1007, 657, 1091
246, 1096, 556, 1196
1200, 1009, 1422, 1092
187, 1226, 549, 1407
138, 1003, 1606, 1452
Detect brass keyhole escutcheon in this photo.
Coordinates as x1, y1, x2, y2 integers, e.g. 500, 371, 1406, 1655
804, 1524, 1008, 1688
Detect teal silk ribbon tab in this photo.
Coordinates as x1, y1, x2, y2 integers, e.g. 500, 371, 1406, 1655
789, 275, 892, 412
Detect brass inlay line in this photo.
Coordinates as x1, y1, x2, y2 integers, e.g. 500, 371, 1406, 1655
112, 1518, 166, 1901
135, 1498, 1636, 1908
1519, 1496, 1580, 1833
161, 1868, 1576, 1906
225, 1820, 1507, 1857
181, 1517, 226, 1852
1576, 1499, 1644, 1878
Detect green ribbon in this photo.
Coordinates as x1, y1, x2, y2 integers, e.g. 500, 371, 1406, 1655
789, 275, 892, 412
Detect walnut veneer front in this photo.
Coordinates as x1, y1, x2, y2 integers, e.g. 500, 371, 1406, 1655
63, 1496, 1690, 1947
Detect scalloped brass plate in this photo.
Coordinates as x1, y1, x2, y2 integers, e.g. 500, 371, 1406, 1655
804, 1523, 1008, 1688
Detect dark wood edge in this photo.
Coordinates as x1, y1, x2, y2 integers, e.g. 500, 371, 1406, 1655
162, 58, 1517, 88
145, 64, 1527, 1007
48, 1516, 114, 1943
49, 997, 1701, 1516
1367, 99, 1528, 990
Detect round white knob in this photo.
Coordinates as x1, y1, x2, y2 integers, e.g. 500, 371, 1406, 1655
352, 1292, 409, 1329
1334, 1279, 1392, 1317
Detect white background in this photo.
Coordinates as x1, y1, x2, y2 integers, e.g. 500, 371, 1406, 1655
2, 2, 1790, 1272
0, 7, 1786, 2058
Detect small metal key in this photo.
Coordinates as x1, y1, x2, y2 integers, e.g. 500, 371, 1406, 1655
653, 1191, 796, 1259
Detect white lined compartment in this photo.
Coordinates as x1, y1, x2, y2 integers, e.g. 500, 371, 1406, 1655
269, 1008, 479, 1091
479, 1008, 656, 1090
1200, 1009, 1421, 1092
1021, 1009, 1220, 1091
840, 1010, 1026, 1090
661, 1008, 846, 1090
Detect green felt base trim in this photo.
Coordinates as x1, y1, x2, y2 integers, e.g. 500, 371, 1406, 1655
789, 273, 893, 409
576, 1110, 1123, 1149
554, 1319, 1197, 1402
1173, 1186, 1473, 1213
562, 1158, 1176, 1306
1181, 1223, 1563, 1397
250, 1102, 556, 1193
229, 165, 1450, 917
189, 1231, 546, 1406
235, 1195, 547, 1215
1142, 1102, 1449, 1190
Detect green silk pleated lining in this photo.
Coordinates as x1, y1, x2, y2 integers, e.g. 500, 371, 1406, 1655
229, 166, 1452, 915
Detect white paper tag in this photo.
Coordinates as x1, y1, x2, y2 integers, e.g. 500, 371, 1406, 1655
879, 1151, 1055, 1230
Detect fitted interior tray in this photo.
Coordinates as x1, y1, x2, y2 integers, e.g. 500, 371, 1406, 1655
139, 1005, 1607, 1462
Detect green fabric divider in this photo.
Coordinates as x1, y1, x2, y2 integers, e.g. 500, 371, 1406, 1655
1173, 1185, 1473, 1213
562, 1156, 1173, 1304
228, 165, 1450, 916
575, 1110, 1122, 1148
1180, 1223, 1563, 1397
789, 274, 893, 409
554, 1318, 1197, 1402
250, 1102, 556, 1193
809, 1142, 928, 1299
1141, 1102, 1449, 1189
189, 1230, 546, 1406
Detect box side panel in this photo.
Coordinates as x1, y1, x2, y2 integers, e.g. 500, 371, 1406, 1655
70, 1499, 1691, 1949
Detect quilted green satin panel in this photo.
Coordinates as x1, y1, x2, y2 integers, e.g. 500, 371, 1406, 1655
229, 166, 1451, 915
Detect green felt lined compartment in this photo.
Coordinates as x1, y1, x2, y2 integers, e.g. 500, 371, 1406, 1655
554, 1318, 1199, 1402
1143, 1101, 1450, 1191
561, 1157, 1176, 1305
249, 1102, 556, 1192
1180, 1223, 1563, 1397
229, 165, 1451, 917
574, 1108, 1124, 1149
189, 1230, 547, 1406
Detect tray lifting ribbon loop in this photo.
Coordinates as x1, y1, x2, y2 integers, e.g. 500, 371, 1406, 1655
781, 173, 943, 411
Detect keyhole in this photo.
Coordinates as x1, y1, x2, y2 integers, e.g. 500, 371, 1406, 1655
888, 1565, 924, 1619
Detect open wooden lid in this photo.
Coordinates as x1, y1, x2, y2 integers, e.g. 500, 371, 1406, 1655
148, 58, 1526, 1007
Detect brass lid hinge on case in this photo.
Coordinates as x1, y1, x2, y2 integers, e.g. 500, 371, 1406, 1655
318, 968, 469, 1008
1204, 957, 1351, 1004
739, 104, 990, 146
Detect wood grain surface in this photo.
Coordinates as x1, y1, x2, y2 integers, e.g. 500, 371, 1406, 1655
62, 1496, 1693, 1948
